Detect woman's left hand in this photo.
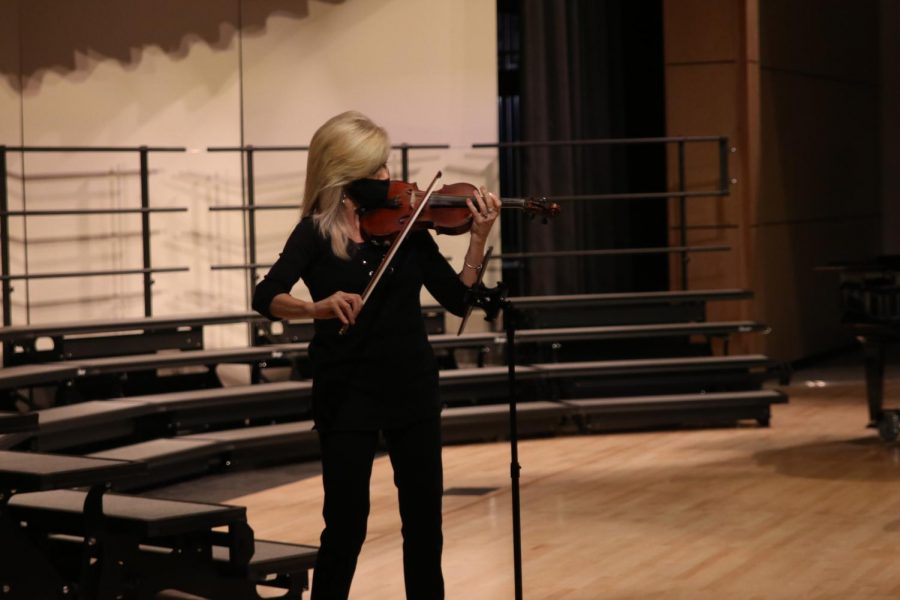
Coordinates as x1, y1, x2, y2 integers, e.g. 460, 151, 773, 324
465, 186, 501, 242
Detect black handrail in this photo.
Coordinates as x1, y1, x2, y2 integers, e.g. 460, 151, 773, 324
211, 245, 730, 273
216, 136, 733, 287
542, 190, 725, 201
207, 146, 310, 152
472, 135, 725, 147
0, 147, 10, 327
0, 145, 187, 325
491, 245, 730, 260
0, 137, 732, 325
209, 205, 295, 212
1, 146, 185, 153
210, 263, 272, 271
206, 143, 450, 182
0, 267, 189, 281
0, 208, 186, 216
471, 135, 732, 289
206, 143, 451, 294
394, 143, 451, 181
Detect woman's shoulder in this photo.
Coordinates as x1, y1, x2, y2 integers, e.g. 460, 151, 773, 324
291, 216, 325, 240
283, 216, 327, 253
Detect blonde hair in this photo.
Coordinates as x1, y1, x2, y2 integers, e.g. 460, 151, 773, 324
301, 111, 391, 259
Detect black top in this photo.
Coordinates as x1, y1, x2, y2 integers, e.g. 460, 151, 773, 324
252, 218, 469, 430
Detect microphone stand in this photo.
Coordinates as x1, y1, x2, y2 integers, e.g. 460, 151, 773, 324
457, 261, 523, 600
503, 298, 524, 600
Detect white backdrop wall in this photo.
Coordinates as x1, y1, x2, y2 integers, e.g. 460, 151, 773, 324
0, 0, 499, 347
0, 0, 25, 325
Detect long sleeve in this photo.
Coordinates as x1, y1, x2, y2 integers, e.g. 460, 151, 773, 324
251, 218, 319, 321
415, 231, 470, 317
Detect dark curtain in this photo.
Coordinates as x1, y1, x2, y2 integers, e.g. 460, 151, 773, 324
502, 0, 666, 295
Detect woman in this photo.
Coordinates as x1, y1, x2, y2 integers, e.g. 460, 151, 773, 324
252, 111, 500, 600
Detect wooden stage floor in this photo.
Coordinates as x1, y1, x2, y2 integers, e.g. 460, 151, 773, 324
163, 377, 900, 599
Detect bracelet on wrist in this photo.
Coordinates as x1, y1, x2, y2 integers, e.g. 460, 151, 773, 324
464, 261, 483, 271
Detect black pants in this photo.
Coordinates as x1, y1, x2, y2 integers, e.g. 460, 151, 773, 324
311, 417, 444, 600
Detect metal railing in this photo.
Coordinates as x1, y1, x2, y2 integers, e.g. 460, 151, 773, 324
0, 137, 731, 324
473, 135, 732, 290
205, 143, 450, 294
0, 146, 188, 325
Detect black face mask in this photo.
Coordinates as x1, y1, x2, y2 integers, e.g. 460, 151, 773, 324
344, 178, 391, 211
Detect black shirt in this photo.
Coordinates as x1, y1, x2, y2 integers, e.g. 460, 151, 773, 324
252, 217, 469, 431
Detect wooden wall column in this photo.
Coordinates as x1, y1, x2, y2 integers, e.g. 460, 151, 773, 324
665, 0, 882, 362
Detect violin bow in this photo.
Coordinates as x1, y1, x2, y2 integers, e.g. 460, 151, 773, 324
339, 170, 443, 335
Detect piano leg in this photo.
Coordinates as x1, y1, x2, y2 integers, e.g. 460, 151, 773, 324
861, 336, 887, 428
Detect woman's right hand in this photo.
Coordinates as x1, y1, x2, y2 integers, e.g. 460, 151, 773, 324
311, 291, 363, 325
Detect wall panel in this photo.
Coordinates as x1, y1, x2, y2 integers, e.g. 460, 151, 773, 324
753, 0, 881, 360
752, 218, 879, 360
0, 0, 20, 144
758, 69, 879, 225
16, 0, 243, 338
664, 0, 741, 64
662, 3, 754, 350
240, 0, 499, 319
0, 0, 27, 325
1, 0, 499, 342
666, 0, 884, 362
760, 0, 878, 83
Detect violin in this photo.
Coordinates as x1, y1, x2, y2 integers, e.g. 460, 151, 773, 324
339, 172, 558, 335
353, 179, 560, 242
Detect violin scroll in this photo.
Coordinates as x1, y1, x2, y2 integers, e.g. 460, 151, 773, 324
523, 197, 561, 224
